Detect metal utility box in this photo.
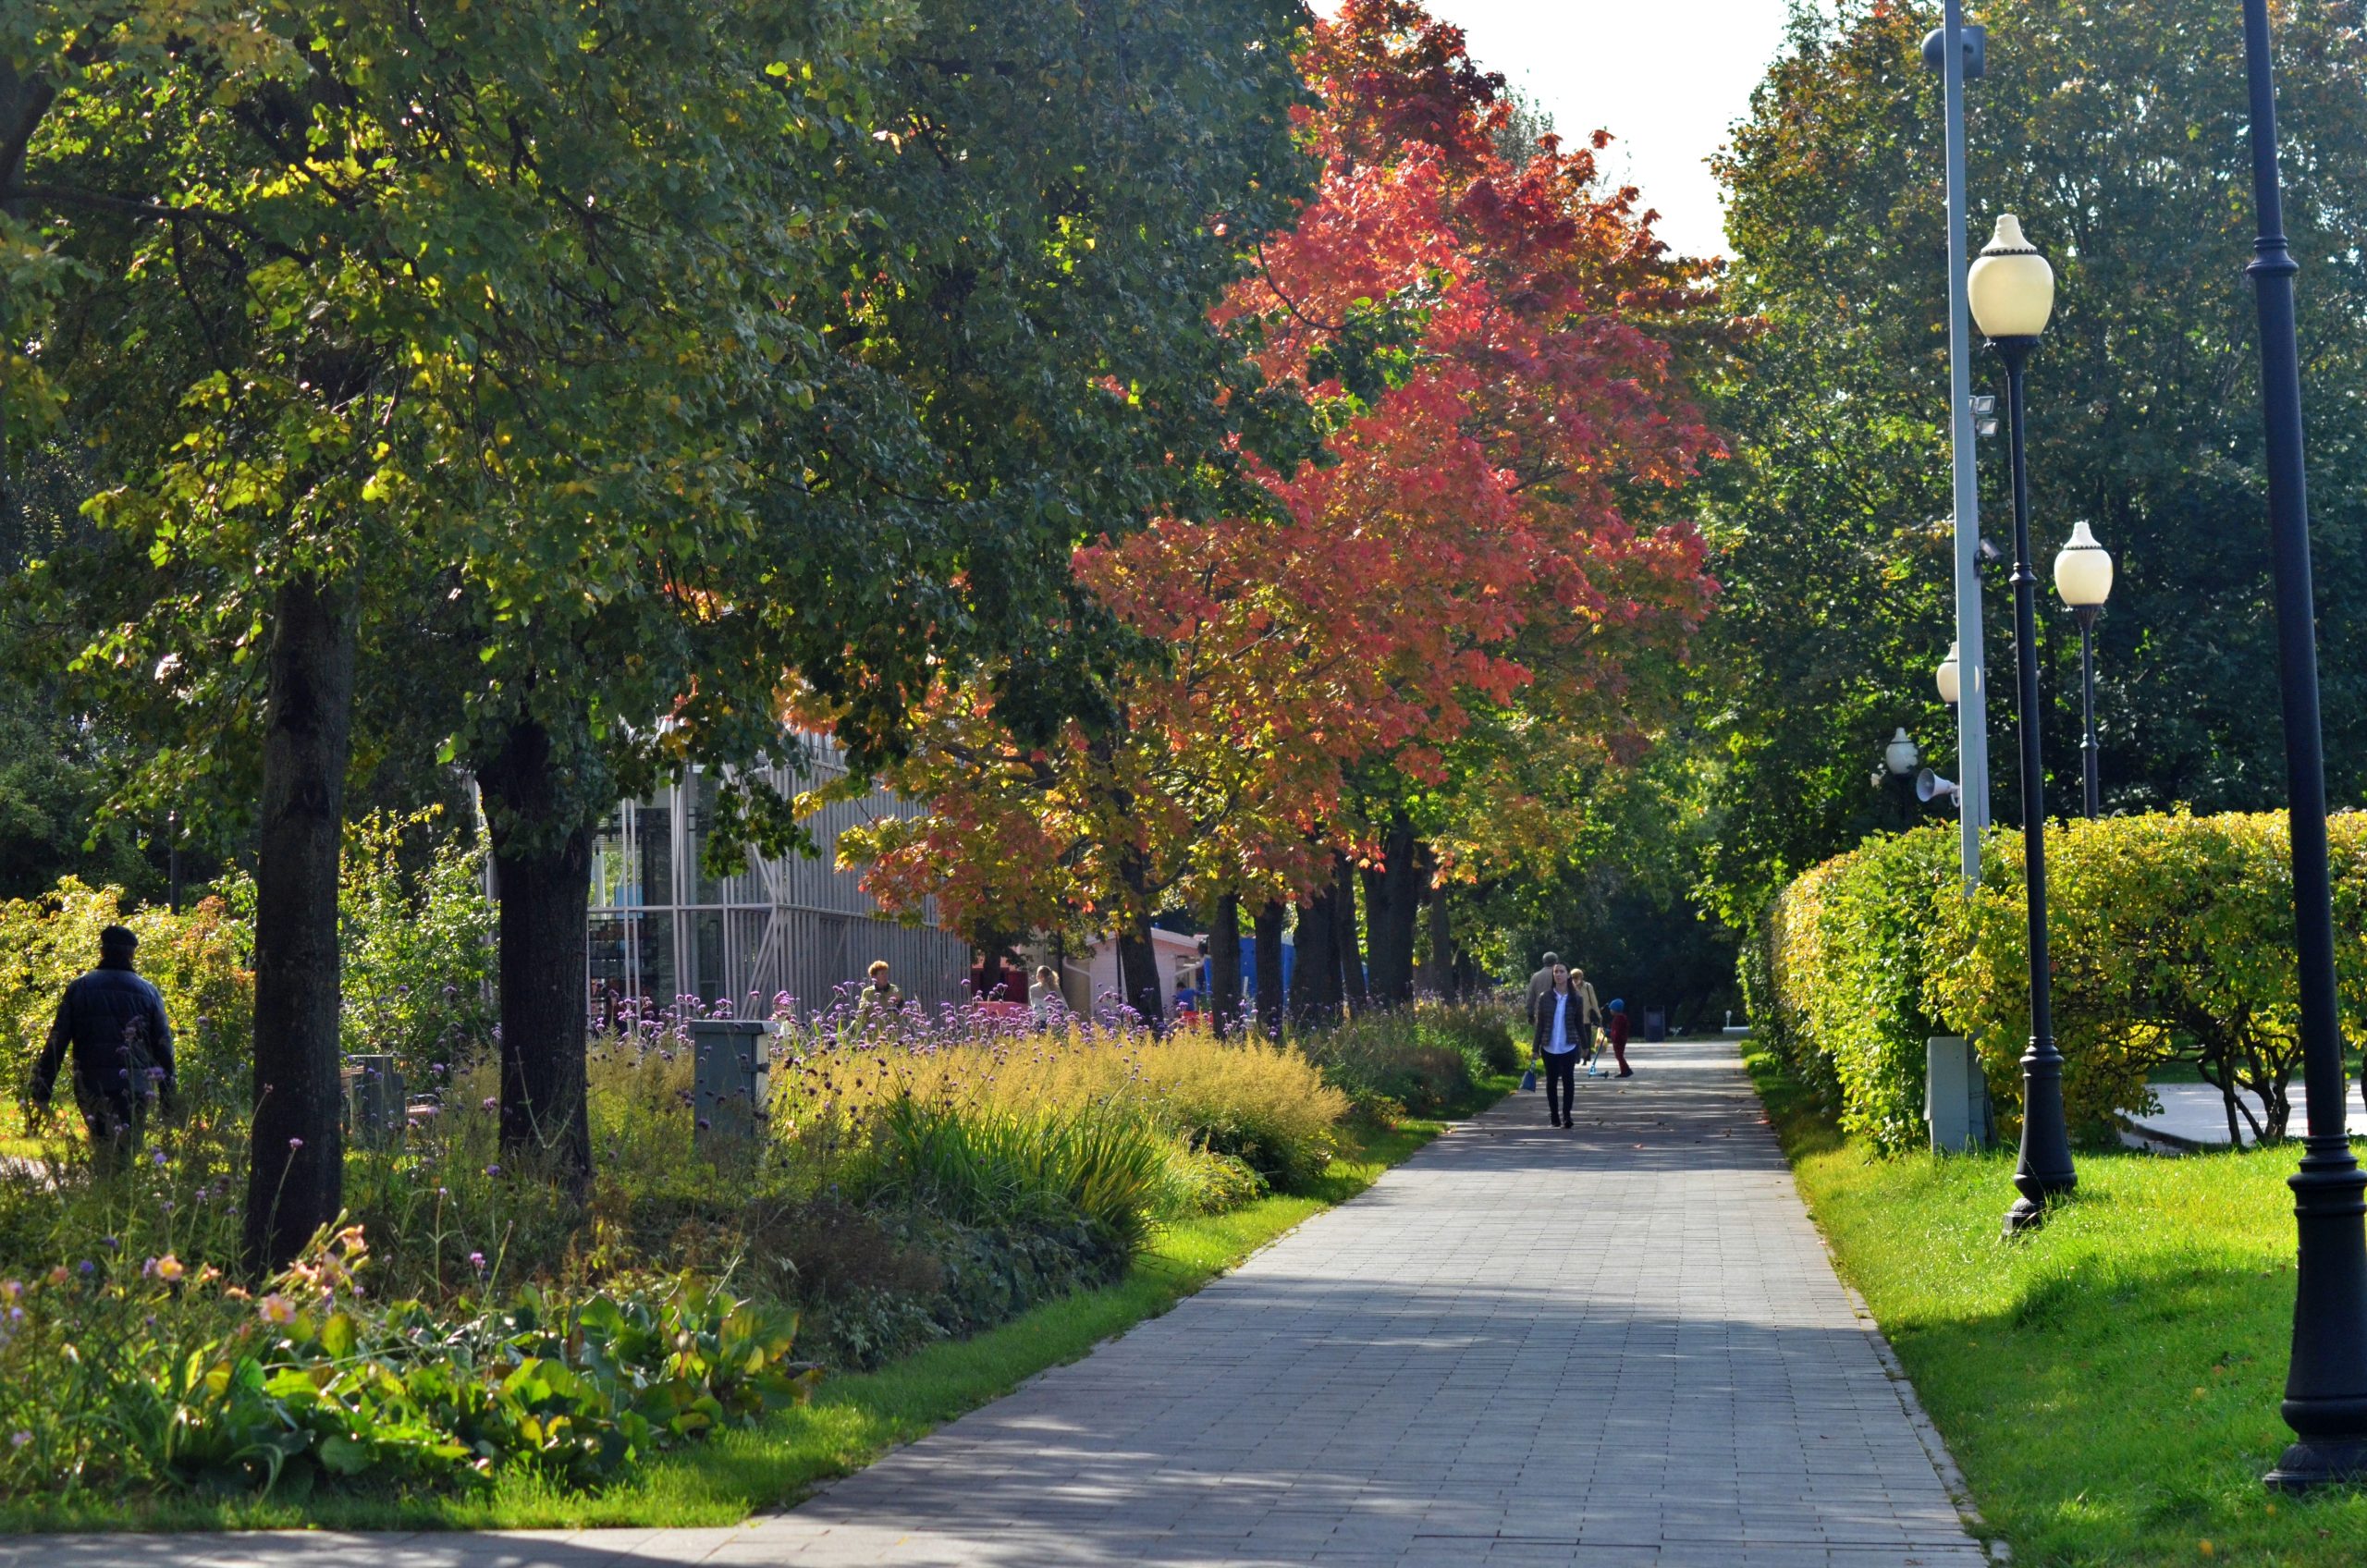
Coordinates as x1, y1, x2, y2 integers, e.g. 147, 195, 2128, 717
1924, 1035, 1993, 1153
692, 1019, 771, 1149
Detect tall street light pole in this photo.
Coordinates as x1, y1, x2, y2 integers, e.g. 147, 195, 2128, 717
2237, 0, 2367, 1494
1968, 214, 2076, 1238
1923, 6, 1991, 892
2053, 521, 2114, 818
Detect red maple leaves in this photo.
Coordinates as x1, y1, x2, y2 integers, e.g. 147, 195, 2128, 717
837, 0, 1724, 937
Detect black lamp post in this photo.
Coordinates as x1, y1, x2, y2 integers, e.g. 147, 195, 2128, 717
2053, 521, 2114, 818
1883, 728, 1920, 829
1968, 214, 2076, 1237
2238, 0, 2367, 1494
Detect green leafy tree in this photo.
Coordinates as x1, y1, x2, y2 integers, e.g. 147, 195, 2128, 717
5, 1, 889, 1257
7, 0, 1315, 1246
1700, 0, 2367, 930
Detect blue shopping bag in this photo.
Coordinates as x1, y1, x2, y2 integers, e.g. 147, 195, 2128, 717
1519, 1065, 1539, 1093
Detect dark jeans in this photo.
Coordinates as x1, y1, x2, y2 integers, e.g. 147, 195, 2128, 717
1542, 1050, 1578, 1121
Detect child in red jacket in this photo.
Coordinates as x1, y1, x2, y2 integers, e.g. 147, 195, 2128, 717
1605, 998, 1632, 1078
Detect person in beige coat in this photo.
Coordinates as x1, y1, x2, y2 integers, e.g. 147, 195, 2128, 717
1568, 968, 1603, 1066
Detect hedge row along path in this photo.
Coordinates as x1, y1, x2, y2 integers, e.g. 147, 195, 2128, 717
16, 1040, 1983, 1566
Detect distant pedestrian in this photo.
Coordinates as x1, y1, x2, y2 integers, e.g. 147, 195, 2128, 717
1526, 950, 1562, 1011
1605, 998, 1632, 1078
853, 960, 902, 1030
1030, 964, 1065, 1029
1171, 966, 1199, 1021
28, 925, 176, 1171
1569, 966, 1603, 1066
1531, 962, 1584, 1129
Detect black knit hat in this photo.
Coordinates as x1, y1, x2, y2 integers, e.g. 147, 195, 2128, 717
99, 925, 139, 955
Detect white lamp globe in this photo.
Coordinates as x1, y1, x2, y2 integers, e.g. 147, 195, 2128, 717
2054, 519, 2114, 609
1884, 727, 1920, 777
1968, 214, 2056, 339
1935, 643, 1962, 705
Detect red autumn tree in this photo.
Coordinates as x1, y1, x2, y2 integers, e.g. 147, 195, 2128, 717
831, 0, 1723, 1018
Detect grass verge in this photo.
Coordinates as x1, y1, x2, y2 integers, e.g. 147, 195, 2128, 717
0, 1078, 1510, 1533
1744, 1041, 2367, 1567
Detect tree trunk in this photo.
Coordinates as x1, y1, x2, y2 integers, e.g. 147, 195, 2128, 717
245, 572, 357, 1273
1117, 914, 1163, 1028
1360, 815, 1421, 1006
478, 718, 594, 1191
1334, 852, 1367, 1013
1289, 886, 1339, 1028
1208, 892, 1243, 1038
1254, 899, 1285, 1039
1421, 845, 1451, 998
1110, 837, 1165, 1027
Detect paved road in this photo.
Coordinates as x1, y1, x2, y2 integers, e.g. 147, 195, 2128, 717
7, 1039, 1986, 1567
2126, 1079, 2363, 1148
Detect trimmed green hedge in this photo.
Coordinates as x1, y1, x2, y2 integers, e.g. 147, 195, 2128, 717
1748, 812, 2367, 1153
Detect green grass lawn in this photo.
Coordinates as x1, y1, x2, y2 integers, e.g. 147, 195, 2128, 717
0, 1080, 1510, 1533
1744, 1042, 2367, 1567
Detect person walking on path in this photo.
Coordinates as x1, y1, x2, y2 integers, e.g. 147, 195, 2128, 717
1526, 950, 1561, 1012
1604, 997, 1633, 1078
1531, 962, 1586, 1128
27, 925, 176, 1171
1568, 965, 1602, 1067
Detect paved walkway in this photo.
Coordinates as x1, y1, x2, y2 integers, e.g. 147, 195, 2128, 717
6, 1039, 1985, 1567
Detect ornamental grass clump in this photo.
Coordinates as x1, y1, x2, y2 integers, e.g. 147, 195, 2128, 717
854, 1096, 1181, 1262
767, 1003, 1348, 1195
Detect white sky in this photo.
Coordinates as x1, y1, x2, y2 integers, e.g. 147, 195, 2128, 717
1422, 1, 1798, 259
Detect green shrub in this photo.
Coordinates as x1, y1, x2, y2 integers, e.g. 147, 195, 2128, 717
1422, 998, 1522, 1075
339, 808, 498, 1082
1759, 811, 2367, 1153
1302, 1010, 1479, 1120
1166, 1146, 1269, 1216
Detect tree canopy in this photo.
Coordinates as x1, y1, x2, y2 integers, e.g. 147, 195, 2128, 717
1698, 0, 2367, 928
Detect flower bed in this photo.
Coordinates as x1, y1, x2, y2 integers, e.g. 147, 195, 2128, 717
0, 866, 1517, 1510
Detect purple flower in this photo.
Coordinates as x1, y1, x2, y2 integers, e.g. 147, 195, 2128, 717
151, 1149, 166, 1168
468, 1251, 485, 1271
481, 1096, 497, 1111
288, 1137, 304, 1151
100, 1236, 118, 1252
77, 1261, 93, 1276
484, 1164, 500, 1177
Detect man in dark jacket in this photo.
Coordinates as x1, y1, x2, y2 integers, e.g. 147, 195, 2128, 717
29, 925, 177, 1169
